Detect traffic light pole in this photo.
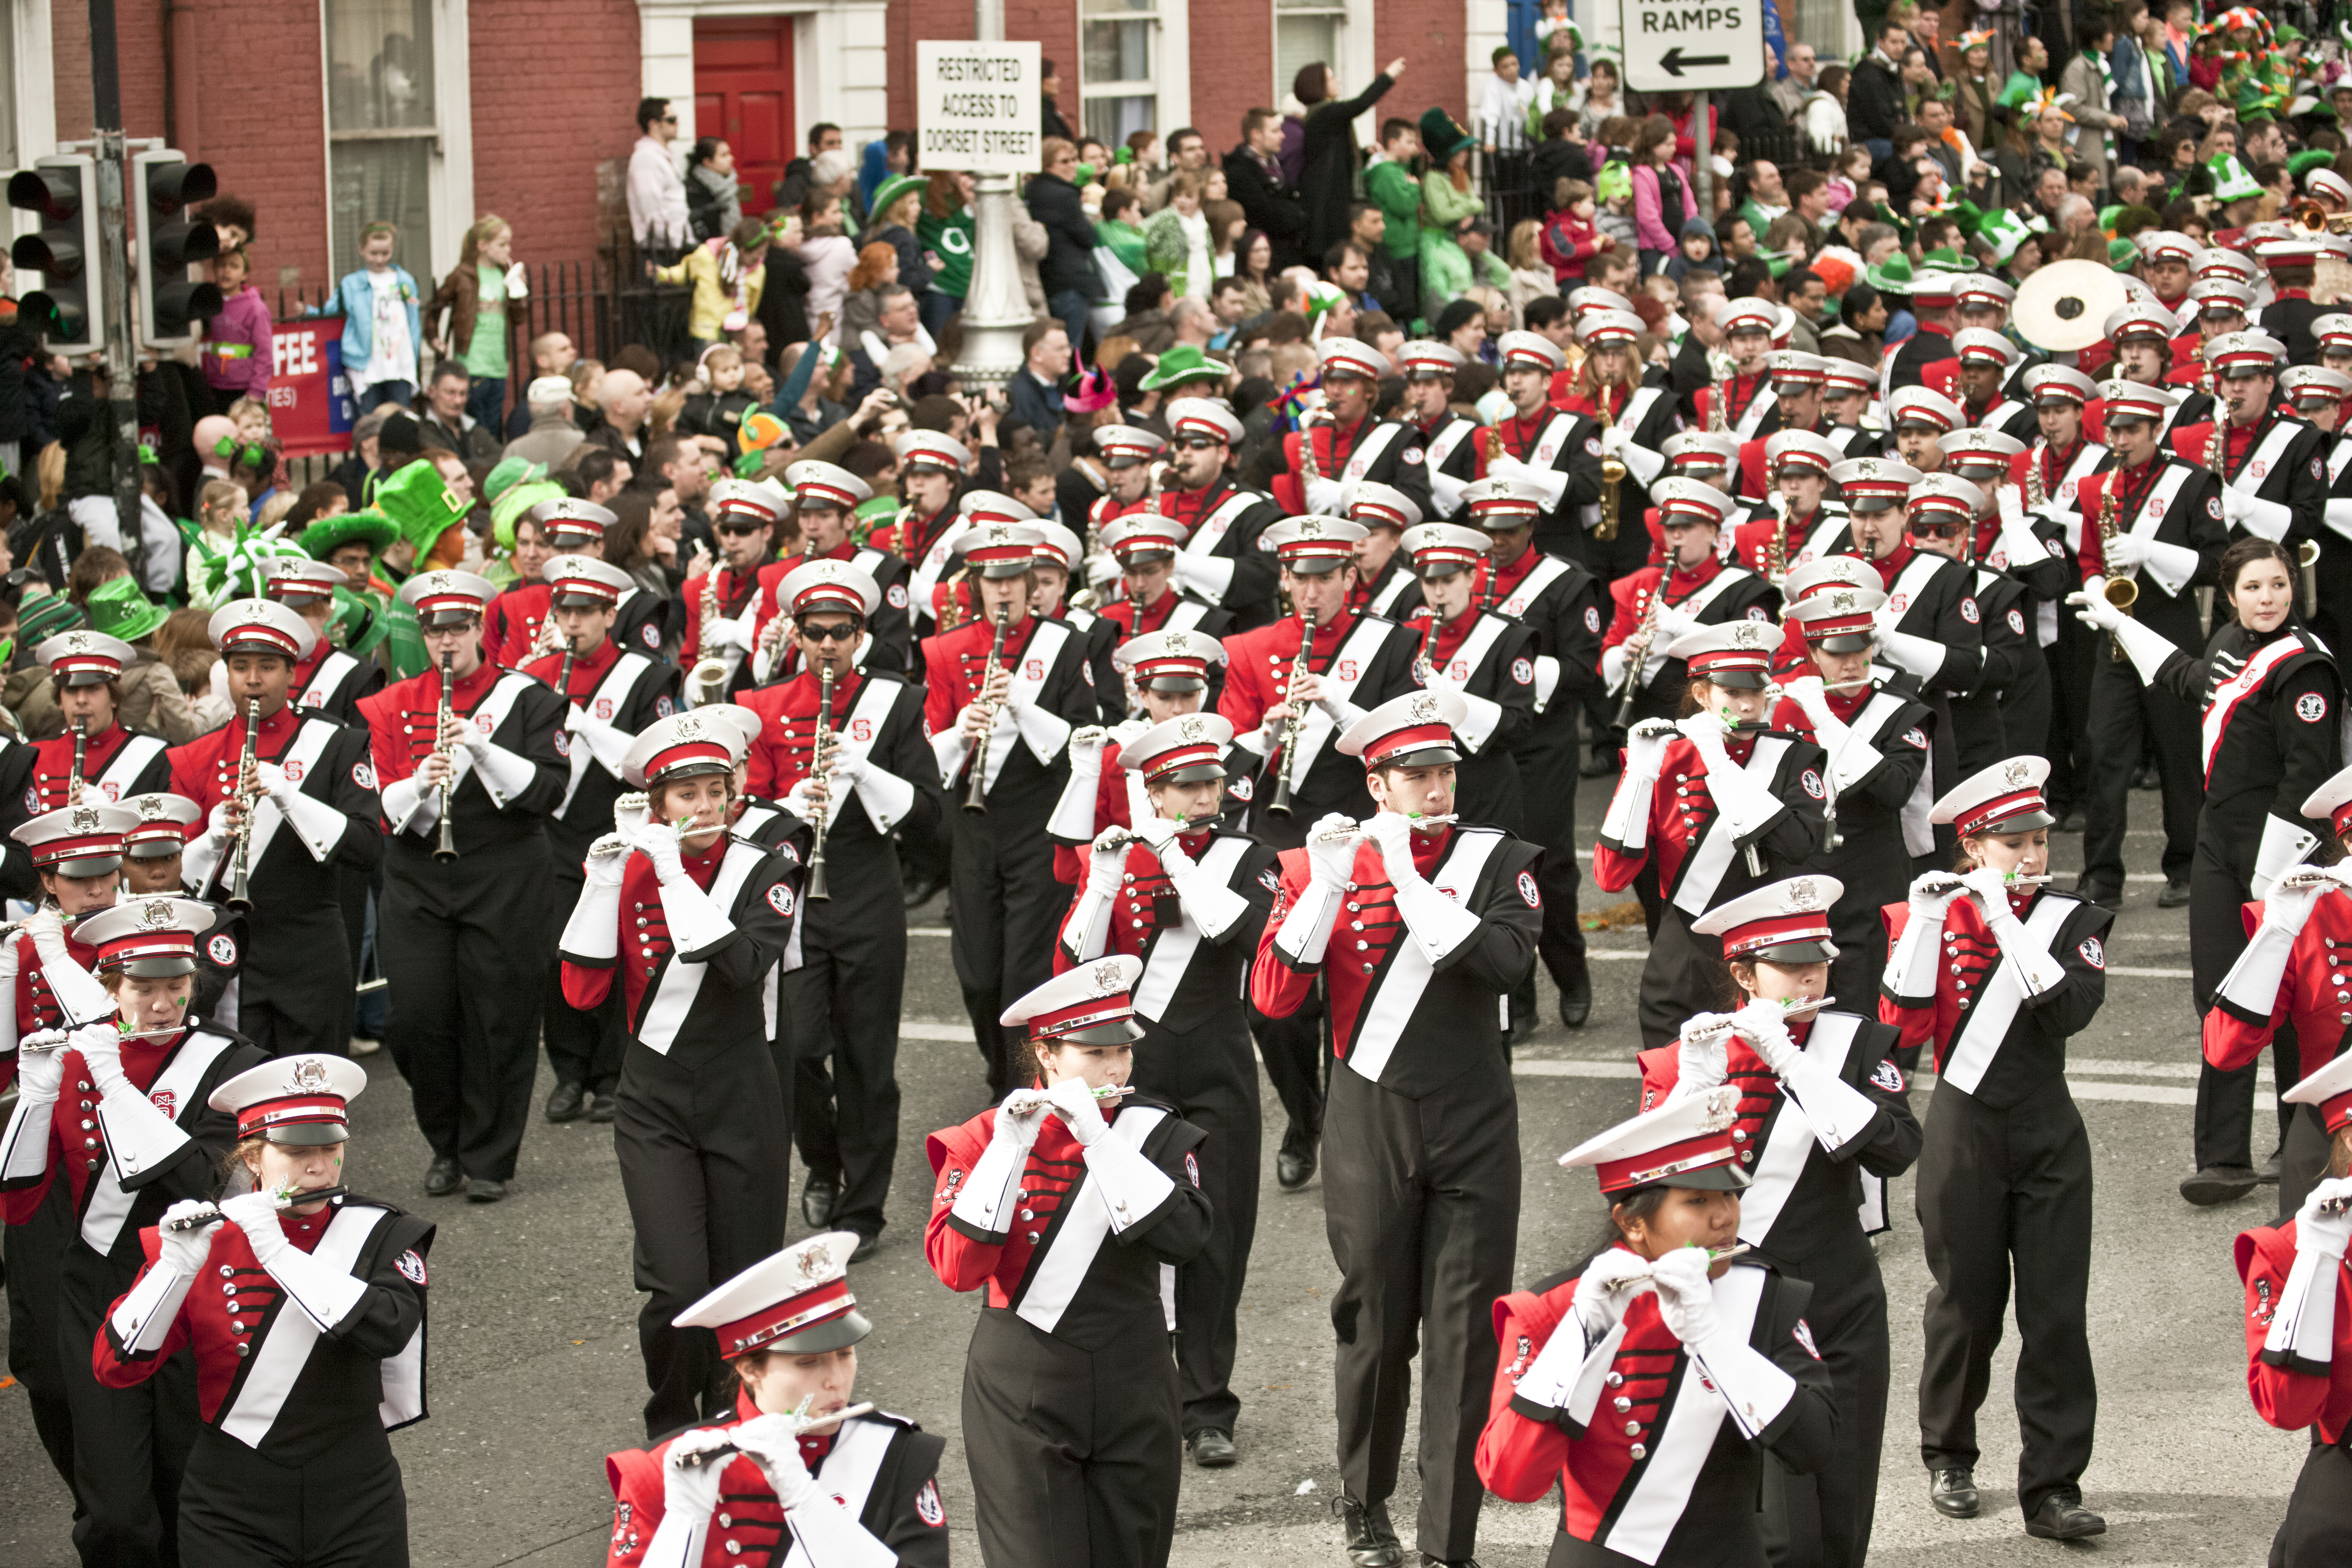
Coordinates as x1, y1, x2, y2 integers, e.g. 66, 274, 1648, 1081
88, 0, 144, 583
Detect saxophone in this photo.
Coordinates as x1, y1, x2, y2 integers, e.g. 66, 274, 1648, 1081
805, 664, 836, 900
687, 569, 730, 706
1611, 585, 1663, 728
1765, 493, 1788, 588
225, 699, 260, 913
526, 600, 561, 664
1595, 374, 1625, 542
753, 596, 793, 685
1707, 350, 1732, 433
2097, 474, 2138, 661
2025, 437, 2049, 513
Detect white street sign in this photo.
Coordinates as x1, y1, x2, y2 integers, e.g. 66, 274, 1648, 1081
916, 40, 1042, 176
1618, 0, 1765, 94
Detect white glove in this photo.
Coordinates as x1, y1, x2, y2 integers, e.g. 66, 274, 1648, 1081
1958, 864, 2015, 908
18, 906, 64, 949
782, 776, 824, 823
2101, 533, 2148, 572
2263, 874, 2328, 936
1624, 719, 1675, 780
660, 1429, 734, 1519
254, 761, 296, 806
1598, 424, 1632, 458
1779, 674, 1831, 724
2298, 1177, 2352, 1261
1044, 1076, 1111, 1147
583, 838, 627, 889
156, 1199, 222, 1273
630, 822, 686, 885
1363, 811, 1421, 886
1568, 1248, 1658, 1344
456, 715, 492, 761
1648, 1246, 1721, 1345
1651, 603, 1701, 644
1675, 1014, 1734, 1093
727, 1413, 822, 1508
1132, 812, 1185, 855
200, 800, 234, 852
217, 1188, 286, 1240
1908, 872, 1966, 916
1307, 813, 1359, 887
1730, 997, 1797, 1072
613, 793, 651, 838
2221, 485, 2254, 525
1305, 476, 1349, 515
1085, 554, 1121, 589
1068, 725, 1110, 770
1086, 826, 1130, 896
994, 1088, 1050, 1154
75, 1023, 127, 1092
702, 616, 754, 652
2066, 584, 2125, 632
1678, 708, 1733, 753
12, 1033, 65, 1102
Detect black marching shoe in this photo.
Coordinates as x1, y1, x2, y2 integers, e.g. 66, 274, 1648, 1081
1421, 1558, 1483, 1568
1186, 1427, 1237, 1467
1557, 955, 1592, 1029
423, 1155, 463, 1197
588, 1093, 616, 1123
802, 1173, 841, 1229
2181, 1164, 2261, 1205
1580, 749, 1616, 779
2257, 1149, 2284, 1185
544, 1081, 586, 1122
1276, 1122, 1318, 1190
848, 1229, 881, 1264
1928, 1467, 1980, 1518
466, 1177, 508, 1203
1334, 1494, 1403, 1568
2158, 878, 2192, 908
2023, 1492, 2106, 1540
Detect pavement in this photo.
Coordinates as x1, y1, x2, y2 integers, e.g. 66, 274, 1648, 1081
0, 768, 2311, 1566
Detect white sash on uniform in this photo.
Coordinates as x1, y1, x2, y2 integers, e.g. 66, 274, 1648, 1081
217, 719, 339, 880
296, 650, 358, 712
557, 655, 651, 815
93, 734, 167, 804
1936, 897, 2079, 1095
1283, 617, 1395, 781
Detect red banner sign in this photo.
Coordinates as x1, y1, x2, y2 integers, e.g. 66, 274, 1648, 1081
267, 322, 355, 459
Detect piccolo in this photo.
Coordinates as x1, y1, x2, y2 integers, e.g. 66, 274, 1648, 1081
2313, 1196, 2352, 1217
1005, 1084, 1137, 1114
1091, 815, 1190, 856
1919, 871, 2054, 894
1685, 997, 1837, 1042
1605, 1243, 1752, 1290
675, 1399, 877, 1467
17, 1019, 182, 1053
1309, 812, 1458, 843
164, 1184, 347, 1233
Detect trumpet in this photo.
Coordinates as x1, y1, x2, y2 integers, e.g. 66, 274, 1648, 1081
806, 664, 836, 900
226, 698, 260, 914
688, 570, 730, 707
432, 652, 459, 863
962, 610, 1014, 815
1308, 812, 1457, 843
163, 1184, 347, 1233
68, 717, 86, 805
675, 1395, 877, 1468
1266, 609, 1318, 820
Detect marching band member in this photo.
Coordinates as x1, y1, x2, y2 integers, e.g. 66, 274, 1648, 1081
1080, 423, 1167, 545
2253, 231, 2334, 366
1594, 622, 1829, 1046
1272, 340, 1431, 519
559, 711, 807, 1436
1482, 331, 1602, 566
872, 432, 981, 640
168, 599, 381, 1060
360, 570, 567, 1203
925, 954, 1212, 1568
742, 562, 942, 1260
2072, 377, 2228, 909
2232, 1050, 2352, 1567
1344, 484, 1426, 622
1056, 714, 1277, 1469
1656, 431, 1751, 540
1638, 878, 1921, 1568
604, 1235, 949, 1567
0, 804, 137, 1490
1598, 477, 1774, 732
678, 476, 784, 701
116, 793, 239, 1020
2172, 277, 2255, 394
2074, 538, 2341, 1205
1820, 360, 1883, 460
2290, 363, 2352, 671
1476, 1083, 1836, 1568
1901, 471, 2025, 766
1395, 341, 1482, 521
1955, 273, 2029, 374
1032, 520, 1125, 724
2018, 363, 2107, 543
29, 630, 173, 810
1251, 690, 1542, 1568
1885, 385, 1962, 477
2100, 299, 2206, 431
1691, 296, 1781, 435
753, 464, 912, 681
1952, 330, 2035, 441
1215, 517, 1419, 1189
1398, 524, 1534, 832
1050, 630, 1238, 872
1100, 516, 1239, 640
1460, 476, 1607, 1027
1726, 430, 1849, 582
2136, 229, 2197, 325
3, 893, 265, 1564
918, 487, 1032, 639
488, 499, 670, 663
1730, 350, 1837, 501
1132, 398, 1281, 629
1882, 269, 1964, 401
1565, 308, 1680, 585
2012, 363, 2104, 821
1881, 758, 2112, 1539
521, 557, 681, 1123
922, 522, 1101, 1098
2171, 332, 2327, 548
1773, 588, 1936, 1010
263, 558, 386, 721
96, 1050, 431, 1568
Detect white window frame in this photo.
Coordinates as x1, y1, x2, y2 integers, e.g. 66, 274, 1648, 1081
1071, 0, 1188, 153
4, 0, 57, 253
1273, 0, 1374, 135
316, 0, 475, 284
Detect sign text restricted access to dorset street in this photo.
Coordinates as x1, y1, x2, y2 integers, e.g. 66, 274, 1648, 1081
1619, 0, 1765, 94
916, 40, 1043, 176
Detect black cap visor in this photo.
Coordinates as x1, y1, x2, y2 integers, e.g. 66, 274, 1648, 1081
216, 638, 294, 661
1150, 760, 1227, 785
1377, 743, 1462, 768
1283, 555, 1351, 575
1810, 630, 1875, 654
1047, 1018, 1148, 1047
1969, 805, 2057, 836
1622, 1162, 1752, 1196
974, 558, 1032, 580
264, 1119, 351, 1148
56, 668, 116, 688
1140, 673, 1207, 694
549, 589, 615, 611
54, 852, 122, 879
762, 1308, 874, 1357
121, 954, 197, 979
126, 841, 184, 861
1699, 668, 1772, 690
420, 607, 482, 630
1745, 939, 1839, 965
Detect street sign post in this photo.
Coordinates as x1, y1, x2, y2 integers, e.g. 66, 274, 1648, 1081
920, 34, 1040, 388
1617, 0, 1765, 93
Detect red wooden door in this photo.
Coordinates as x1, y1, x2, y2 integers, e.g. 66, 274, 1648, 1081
694, 16, 795, 218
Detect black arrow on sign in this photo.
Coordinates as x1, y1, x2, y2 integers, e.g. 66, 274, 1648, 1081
1660, 46, 1731, 75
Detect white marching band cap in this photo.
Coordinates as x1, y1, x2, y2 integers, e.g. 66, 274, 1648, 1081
709, 476, 789, 522
1350, 481, 1424, 530
1716, 296, 1779, 335
1886, 386, 1964, 432
1828, 456, 1923, 512
1000, 952, 1147, 1044
1495, 331, 1565, 373
76, 895, 225, 978
1114, 629, 1228, 692
121, 792, 203, 857
674, 1232, 874, 1357
2023, 363, 2099, 402
398, 570, 498, 624
208, 599, 317, 661
1396, 340, 1467, 377
1653, 477, 1736, 528
2280, 366, 2352, 404
1119, 712, 1235, 783
1093, 425, 1166, 463
1101, 515, 1188, 560
1461, 477, 1550, 524
1338, 688, 1468, 768
1782, 554, 1883, 601
1787, 584, 1886, 650
1258, 516, 1367, 570
2206, 331, 2288, 375
1319, 338, 1393, 380
1764, 429, 1840, 475
895, 430, 971, 474
784, 461, 871, 511
1930, 755, 2056, 836
1663, 619, 1777, 688
1578, 309, 1644, 346
2298, 763, 2352, 840
544, 555, 637, 606
949, 520, 1045, 578
2097, 377, 2179, 423
13, 802, 141, 874
1558, 1088, 1751, 1193
1693, 875, 1844, 963
1567, 284, 1637, 317
1400, 523, 1491, 575
526, 497, 618, 540
1952, 328, 2021, 366
1032, 521, 1087, 572
37, 630, 134, 685
262, 558, 345, 603
207, 1052, 370, 1146
776, 559, 881, 619
622, 709, 754, 789
1166, 397, 1247, 444
1663, 430, 1742, 471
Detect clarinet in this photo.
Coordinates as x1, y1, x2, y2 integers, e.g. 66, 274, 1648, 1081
961, 611, 1013, 815
226, 699, 260, 914
1265, 609, 1318, 820
807, 664, 836, 900
432, 651, 459, 863
554, 628, 580, 704
68, 717, 86, 805
1611, 587, 1662, 728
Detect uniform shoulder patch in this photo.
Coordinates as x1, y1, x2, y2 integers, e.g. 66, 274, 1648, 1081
553, 730, 572, 759
1959, 597, 1980, 624
206, 933, 237, 968
353, 760, 378, 791
655, 694, 677, 719
1792, 1318, 1822, 1360
2208, 493, 2224, 521
1402, 446, 1425, 465
1746, 605, 1769, 621
887, 583, 910, 609
1517, 869, 1541, 908
1800, 769, 1826, 799
1184, 1150, 1201, 1188
2297, 692, 2329, 724
1901, 727, 1927, 750
767, 883, 797, 918
2006, 607, 2025, 636
395, 1248, 428, 1286
1511, 656, 1534, 685
916, 1478, 946, 1527
1229, 774, 1255, 801
1584, 605, 1602, 633
2045, 536, 2065, 558
1260, 866, 1282, 893
640, 622, 661, 648
1870, 1058, 1905, 1094
2078, 935, 2105, 969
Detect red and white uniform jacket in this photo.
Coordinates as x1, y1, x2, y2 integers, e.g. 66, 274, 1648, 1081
919, 613, 1098, 815
1270, 413, 1433, 519
358, 659, 568, 859
679, 560, 767, 698
748, 539, 916, 677
739, 668, 938, 883
2006, 435, 2107, 558
95, 1196, 431, 1458
1055, 825, 1278, 1035
0, 923, 108, 1086
288, 637, 384, 724
518, 637, 680, 864
1690, 371, 1776, 438
487, 579, 669, 666
1725, 502, 1852, 584
1879, 885, 2111, 1108
1096, 478, 1282, 619
1467, 546, 1605, 723
2205, 887, 2352, 1085
2236, 1217, 2352, 1439
1598, 557, 1774, 727
1593, 731, 1829, 921
1251, 825, 1542, 1096
1767, 679, 1936, 863
2169, 407, 2329, 547
2073, 454, 2227, 646
0, 735, 41, 900
1215, 610, 1419, 827
1476, 1259, 1835, 1567
168, 704, 382, 929
28, 720, 170, 812
925, 1098, 1210, 1347
1044, 730, 1255, 880
604, 1392, 949, 1568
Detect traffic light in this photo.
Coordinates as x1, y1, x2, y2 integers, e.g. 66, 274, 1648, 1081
132, 150, 221, 346
7, 155, 101, 354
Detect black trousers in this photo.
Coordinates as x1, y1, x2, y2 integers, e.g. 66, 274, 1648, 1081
1637, 910, 1716, 1050
1999, 642, 2052, 768
62, 1246, 199, 1567
2080, 650, 2202, 893
2044, 621, 2098, 813
1519, 722, 1589, 994
6, 1179, 75, 1492
176, 1422, 409, 1568
949, 808, 1064, 1095
614, 1038, 791, 1437
2272, 1435, 2352, 1568
542, 867, 625, 1094
2280, 1102, 2333, 1222
962, 1307, 1180, 1568
380, 838, 554, 1181
2190, 806, 2303, 1170
240, 888, 360, 1061
1248, 808, 1326, 1143
787, 865, 909, 1239
1128, 1011, 1261, 1438
1324, 1048, 1521, 1563
1761, 1237, 1889, 1568
1915, 1077, 2095, 1519
238, 991, 350, 1062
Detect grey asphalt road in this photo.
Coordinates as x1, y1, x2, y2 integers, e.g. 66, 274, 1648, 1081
0, 770, 2307, 1566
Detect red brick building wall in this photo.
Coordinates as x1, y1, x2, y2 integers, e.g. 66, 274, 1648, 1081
467, 0, 643, 277
1187, 0, 1272, 156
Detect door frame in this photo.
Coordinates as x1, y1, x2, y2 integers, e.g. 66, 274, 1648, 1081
640, 0, 888, 161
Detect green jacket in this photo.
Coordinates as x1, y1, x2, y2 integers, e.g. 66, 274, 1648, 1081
1097, 217, 1149, 279
1364, 159, 1423, 260
916, 207, 975, 299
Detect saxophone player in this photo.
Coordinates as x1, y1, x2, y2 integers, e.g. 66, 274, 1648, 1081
2168, 330, 2329, 551
165, 600, 381, 1061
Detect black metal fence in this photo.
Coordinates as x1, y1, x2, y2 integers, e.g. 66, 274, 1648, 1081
1479, 121, 1836, 234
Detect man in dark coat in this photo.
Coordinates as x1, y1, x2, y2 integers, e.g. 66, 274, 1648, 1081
1297, 62, 1406, 262
1848, 20, 1912, 153
1226, 109, 1310, 271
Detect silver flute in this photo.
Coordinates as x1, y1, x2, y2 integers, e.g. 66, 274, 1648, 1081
164, 1184, 347, 1233
1309, 812, 1458, 843
1604, 1243, 1753, 1290
2272, 867, 2352, 893
1918, 871, 2055, 895
675, 1398, 878, 1467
